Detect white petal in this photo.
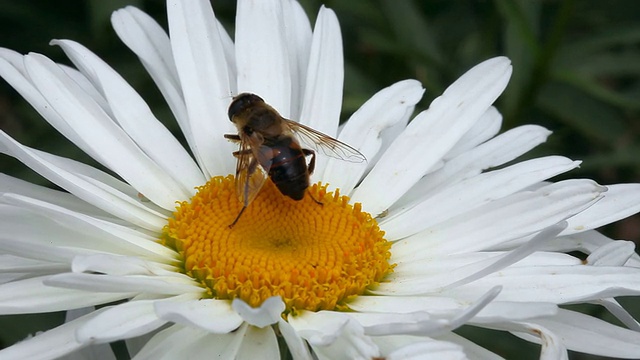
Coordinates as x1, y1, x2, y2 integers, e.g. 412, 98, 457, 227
543, 230, 615, 255
473, 301, 558, 323
299, 5, 343, 135
444, 106, 502, 160
360, 287, 500, 337
299, 6, 344, 179
52, 39, 205, 193
586, 240, 636, 266
0, 48, 26, 73
0, 49, 73, 137
168, 0, 235, 177
278, 317, 313, 360
231, 296, 285, 328
154, 298, 242, 334
597, 298, 640, 331
45, 273, 201, 295
546, 231, 640, 268
0, 50, 139, 219
282, 0, 312, 118
72, 254, 177, 276
2, 194, 174, 261
64, 343, 116, 360
185, 322, 249, 359
112, 7, 239, 179
390, 250, 578, 287
24, 53, 190, 209
440, 265, 640, 304
0, 173, 113, 220
75, 299, 172, 344
393, 180, 605, 258
0, 274, 28, 286
372, 335, 446, 359
0, 254, 66, 275
351, 296, 556, 324
59, 65, 111, 115
235, 0, 290, 115
437, 332, 503, 360
349, 295, 465, 313
0, 132, 167, 230
562, 183, 640, 235
388, 340, 467, 360
215, 20, 237, 93
0, 206, 94, 262
509, 323, 568, 360
438, 222, 567, 291
0, 309, 103, 360
0, 276, 130, 314
352, 57, 513, 216
235, 326, 279, 360
133, 324, 246, 360
381, 156, 580, 239
124, 331, 156, 359
289, 311, 379, 359
111, 6, 189, 142
131, 325, 201, 359
0, 50, 103, 163
323, 79, 424, 194
395, 124, 552, 210
530, 309, 640, 358
0, 205, 163, 269
0, 237, 79, 264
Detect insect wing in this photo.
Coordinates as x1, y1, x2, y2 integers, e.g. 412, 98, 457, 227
234, 137, 272, 207
284, 120, 366, 163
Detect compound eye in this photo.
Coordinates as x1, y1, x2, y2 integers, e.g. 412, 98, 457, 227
228, 93, 264, 121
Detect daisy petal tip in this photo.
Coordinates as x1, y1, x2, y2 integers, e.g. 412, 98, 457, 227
48, 39, 74, 50
23, 52, 42, 63
487, 285, 503, 299
495, 55, 511, 64
483, 56, 513, 80
483, 56, 512, 70
23, 52, 53, 74
110, 7, 131, 24
232, 296, 285, 328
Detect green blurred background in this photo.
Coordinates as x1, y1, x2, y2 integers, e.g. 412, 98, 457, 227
0, 0, 638, 359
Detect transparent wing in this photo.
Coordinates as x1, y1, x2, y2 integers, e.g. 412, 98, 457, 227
233, 136, 272, 207
284, 120, 366, 163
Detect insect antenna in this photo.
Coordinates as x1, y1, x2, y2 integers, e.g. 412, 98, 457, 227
229, 206, 248, 228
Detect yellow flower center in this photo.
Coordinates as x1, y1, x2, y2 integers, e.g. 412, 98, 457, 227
162, 175, 393, 313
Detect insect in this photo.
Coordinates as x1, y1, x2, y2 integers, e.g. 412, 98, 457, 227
224, 93, 366, 227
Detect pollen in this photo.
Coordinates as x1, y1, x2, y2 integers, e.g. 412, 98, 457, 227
162, 175, 393, 313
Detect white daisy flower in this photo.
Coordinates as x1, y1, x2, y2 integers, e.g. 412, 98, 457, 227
1, 1, 640, 359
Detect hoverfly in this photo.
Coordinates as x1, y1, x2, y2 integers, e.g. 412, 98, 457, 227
224, 93, 365, 227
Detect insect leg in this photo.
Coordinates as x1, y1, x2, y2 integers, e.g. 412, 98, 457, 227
224, 134, 241, 142
229, 206, 247, 228
231, 149, 252, 158
307, 191, 323, 205
229, 157, 259, 228
301, 149, 323, 206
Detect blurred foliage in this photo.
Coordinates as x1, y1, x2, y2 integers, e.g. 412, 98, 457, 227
0, 0, 639, 359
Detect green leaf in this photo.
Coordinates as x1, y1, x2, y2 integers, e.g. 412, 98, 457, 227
553, 69, 640, 110
567, 51, 640, 77
537, 82, 625, 143
559, 25, 640, 60
380, 0, 444, 66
